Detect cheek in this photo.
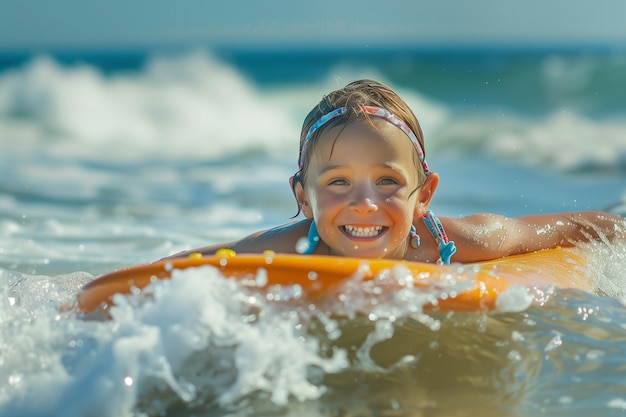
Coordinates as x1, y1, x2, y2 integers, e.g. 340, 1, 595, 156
385, 194, 414, 211
310, 192, 339, 218
386, 195, 418, 226
304, 186, 332, 216
309, 184, 338, 204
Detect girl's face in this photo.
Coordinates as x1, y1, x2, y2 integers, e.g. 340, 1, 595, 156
297, 119, 435, 259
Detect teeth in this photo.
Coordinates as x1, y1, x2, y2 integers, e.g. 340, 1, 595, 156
344, 225, 383, 238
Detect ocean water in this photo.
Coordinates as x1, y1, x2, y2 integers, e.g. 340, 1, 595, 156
1, 46, 626, 416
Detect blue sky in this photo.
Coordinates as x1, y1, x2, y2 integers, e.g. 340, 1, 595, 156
2, 0, 626, 49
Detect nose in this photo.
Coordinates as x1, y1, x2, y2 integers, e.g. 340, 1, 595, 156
349, 183, 379, 214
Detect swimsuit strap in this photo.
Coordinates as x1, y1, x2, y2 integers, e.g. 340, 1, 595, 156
301, 211, 456, 263
422, 210, 457, 265
299, 220, 320, 254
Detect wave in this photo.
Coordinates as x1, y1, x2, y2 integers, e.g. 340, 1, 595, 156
431, 111, 626, 174
0, 50, 625, 174
0, 52, 300, 160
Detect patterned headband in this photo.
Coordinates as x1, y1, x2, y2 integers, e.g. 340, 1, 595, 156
298, 105, 430, 174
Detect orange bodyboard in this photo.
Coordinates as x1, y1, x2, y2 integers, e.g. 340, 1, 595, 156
76, 247, 590, 316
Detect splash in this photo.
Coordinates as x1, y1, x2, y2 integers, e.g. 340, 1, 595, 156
0, 266, 349, 416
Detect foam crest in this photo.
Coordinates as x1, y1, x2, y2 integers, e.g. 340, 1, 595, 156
490, 112, 626, 173
582, 239, 626, 300
0, 52, 299, 159
432, 110, 626, 174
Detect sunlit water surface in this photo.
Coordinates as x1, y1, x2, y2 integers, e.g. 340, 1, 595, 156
1, 48, 626, 416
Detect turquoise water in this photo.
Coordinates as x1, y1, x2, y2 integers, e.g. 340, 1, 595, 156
1, 47, 626, 416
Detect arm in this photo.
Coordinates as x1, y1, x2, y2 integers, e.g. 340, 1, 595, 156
445, 211, 626, 263
161, 220, 311, 260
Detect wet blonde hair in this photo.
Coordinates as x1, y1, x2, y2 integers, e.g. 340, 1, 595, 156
291, 79, 428, 215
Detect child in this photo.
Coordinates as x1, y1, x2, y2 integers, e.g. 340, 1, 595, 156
168, 79, 625, 264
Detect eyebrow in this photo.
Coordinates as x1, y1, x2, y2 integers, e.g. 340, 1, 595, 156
317, 162, 409, 176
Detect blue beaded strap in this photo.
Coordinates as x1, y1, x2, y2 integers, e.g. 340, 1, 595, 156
422, 210, 457, 264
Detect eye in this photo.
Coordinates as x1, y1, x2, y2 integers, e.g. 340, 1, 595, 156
328, 178, 349, 186
378, 177, 399, 185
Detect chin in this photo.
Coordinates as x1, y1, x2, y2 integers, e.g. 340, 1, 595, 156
338, 245, 398, 259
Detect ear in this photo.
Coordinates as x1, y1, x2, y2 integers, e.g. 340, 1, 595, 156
414, 173, 439, 218
290, 176, 314, 219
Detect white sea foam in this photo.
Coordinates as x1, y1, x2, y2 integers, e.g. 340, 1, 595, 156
431, 110, 626, 173
0, 266, 348, 416
0, 52, 299, 160
495, 285, 534, 313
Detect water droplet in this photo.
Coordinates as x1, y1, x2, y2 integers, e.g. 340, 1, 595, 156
586, 349, 606, 360
255, 270, 268, 287
9, 374, 22, 386
295, 237, 309, 254
507, 350, 522, 361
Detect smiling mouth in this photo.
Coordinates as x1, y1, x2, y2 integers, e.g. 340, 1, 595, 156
342, 225, 385, 238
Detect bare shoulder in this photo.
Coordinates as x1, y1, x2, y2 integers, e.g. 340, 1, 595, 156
162, 220, 311, 260
233, 220, 311, 253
